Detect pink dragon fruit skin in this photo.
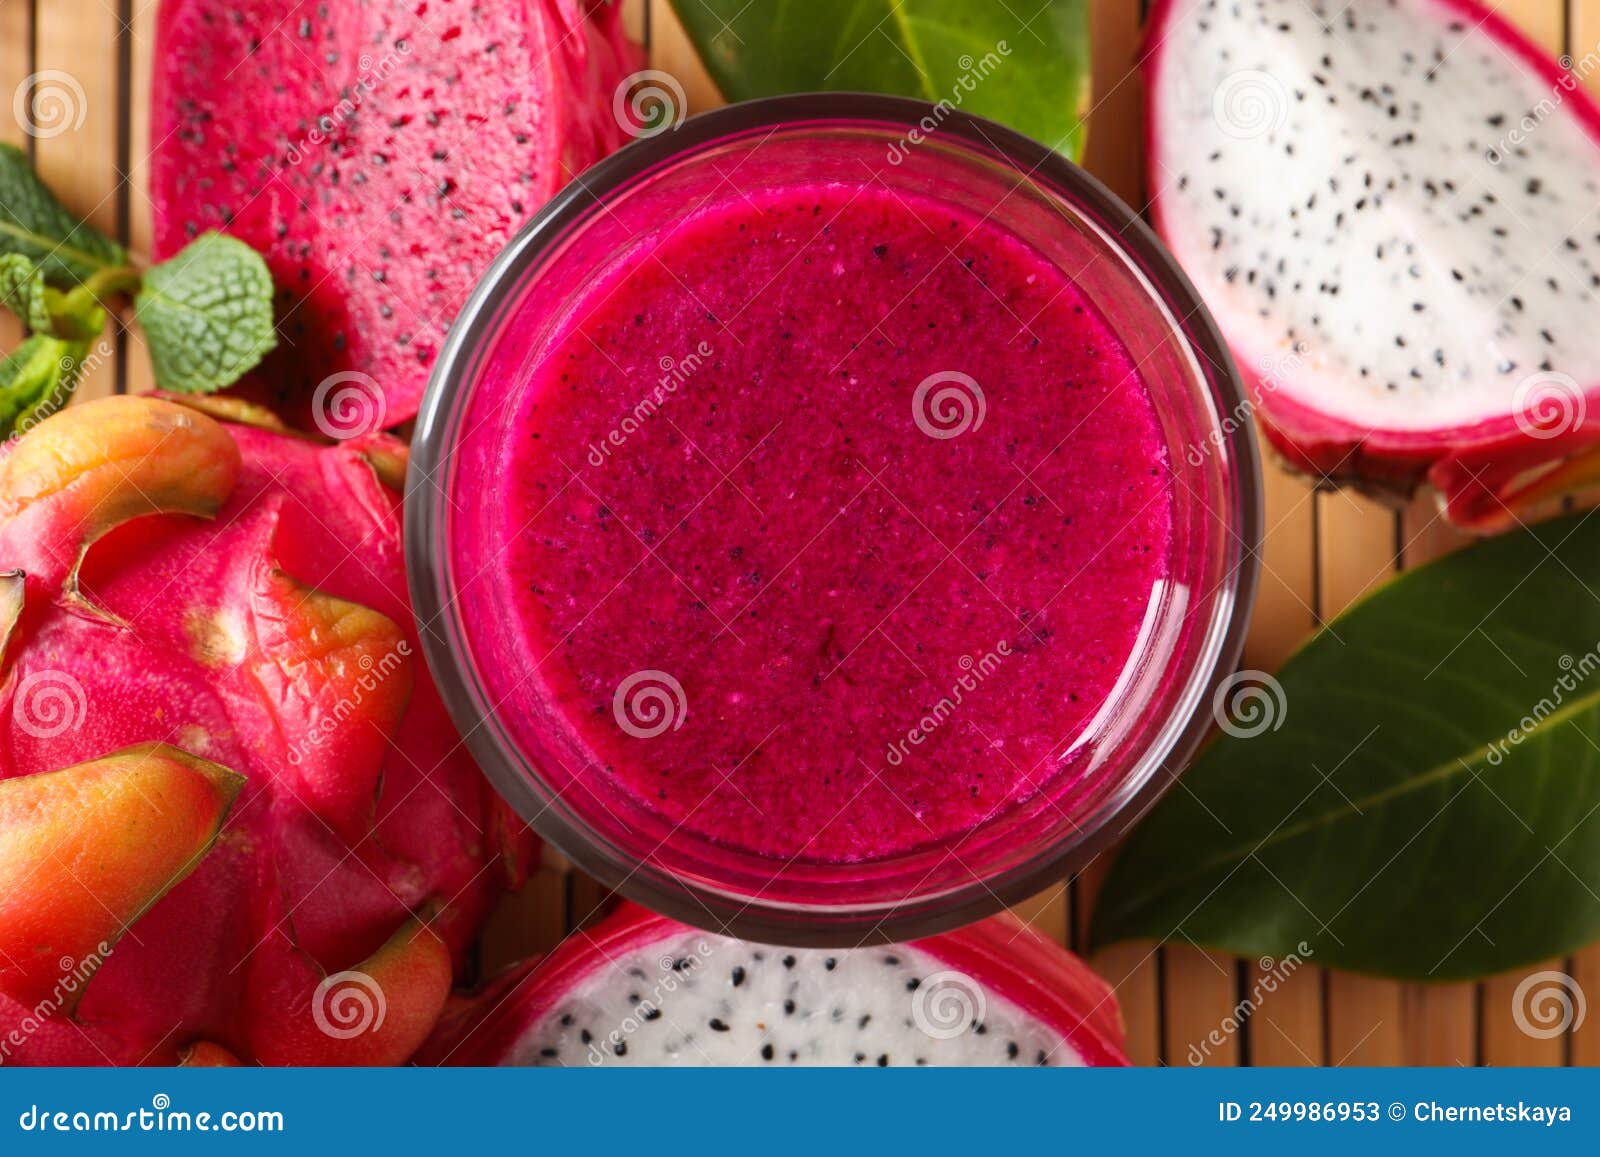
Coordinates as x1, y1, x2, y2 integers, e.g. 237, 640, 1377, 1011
0, 395, 527, 1065
149, 0, 641, 431
418, 904, 1130, 1067
1145, 0, 1600, 531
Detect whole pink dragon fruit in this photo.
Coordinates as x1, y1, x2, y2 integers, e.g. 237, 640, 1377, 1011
0, 395, 527, 1065
149, 0, 641, 430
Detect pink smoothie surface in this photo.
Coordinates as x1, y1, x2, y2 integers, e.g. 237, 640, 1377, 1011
481, 181, 1175, 863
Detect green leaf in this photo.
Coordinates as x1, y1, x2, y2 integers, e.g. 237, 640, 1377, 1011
0, 143, 126, 285
43, 284, 109, 342
134, 232, 277, 394
0, 334, 86, 440
1091, 511, 1600, 980
0, 255, 51, 331
0, 255, 111, 340
666, 0, 1091, 160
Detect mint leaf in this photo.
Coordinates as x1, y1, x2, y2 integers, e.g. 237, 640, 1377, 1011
134, 232, 277, 394
0, 144, 126, 285
0, 255, 51, 331
0, 334, 85, 439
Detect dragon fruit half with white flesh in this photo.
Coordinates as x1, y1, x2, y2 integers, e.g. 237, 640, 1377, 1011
418, 905, 1129, 1067
1146, 0, 1600, 529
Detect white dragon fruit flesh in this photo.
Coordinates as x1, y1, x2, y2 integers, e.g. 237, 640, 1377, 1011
418, 905, 1128, 1067
1147, 0, 1600, 529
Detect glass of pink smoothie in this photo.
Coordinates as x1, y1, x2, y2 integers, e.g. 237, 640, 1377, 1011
410, 96, 1260, 944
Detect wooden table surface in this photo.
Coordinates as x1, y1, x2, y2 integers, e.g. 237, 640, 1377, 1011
10, 0, 1599, 1066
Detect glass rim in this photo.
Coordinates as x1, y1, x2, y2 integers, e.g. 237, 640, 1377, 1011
407, 93, 1264, 947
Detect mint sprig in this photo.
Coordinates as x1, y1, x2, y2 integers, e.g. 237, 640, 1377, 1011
135, 234, 277, 395
0, 148, 277, 436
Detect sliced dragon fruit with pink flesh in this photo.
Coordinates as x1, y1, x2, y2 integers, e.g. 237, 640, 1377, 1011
417, 906, 1128, 1067
1146, 0, 1600, 529
150, 0, 639, 431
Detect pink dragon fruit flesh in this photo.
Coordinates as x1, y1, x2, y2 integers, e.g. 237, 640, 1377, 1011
1147, 0, 1600, 529
150, 0, 640, 432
